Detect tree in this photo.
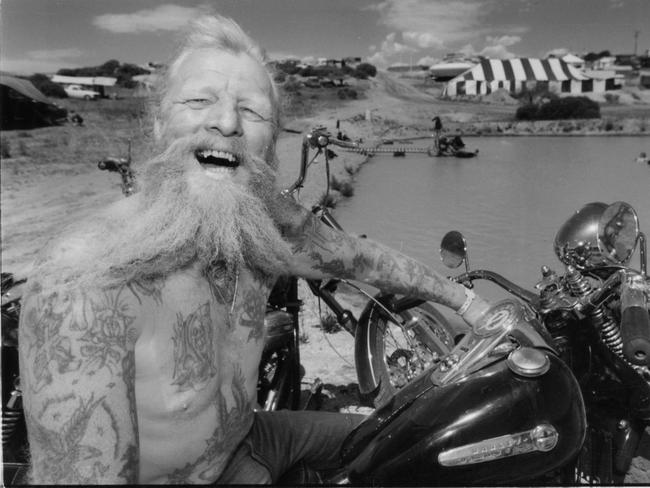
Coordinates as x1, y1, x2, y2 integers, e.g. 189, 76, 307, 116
29, 73, 67, 98
354, 63, 377, 79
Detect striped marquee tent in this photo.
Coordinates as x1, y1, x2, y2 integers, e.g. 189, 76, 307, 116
443, 57, 621, 97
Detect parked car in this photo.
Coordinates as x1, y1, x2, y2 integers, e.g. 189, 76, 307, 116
64, 85, 100, 100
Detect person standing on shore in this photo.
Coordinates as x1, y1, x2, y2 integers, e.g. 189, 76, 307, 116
432, 116, 443, 147
18, 12, 492, 484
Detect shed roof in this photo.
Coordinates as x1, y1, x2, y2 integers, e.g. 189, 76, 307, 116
51, 74, 117, 86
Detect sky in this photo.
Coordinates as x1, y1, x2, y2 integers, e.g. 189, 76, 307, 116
1, 0, 649, 75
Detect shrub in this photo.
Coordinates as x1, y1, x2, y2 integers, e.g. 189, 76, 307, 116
319, 313, 341, 334
354, 63, 377, 78
330, 176, 355, 197
299, 331, 310, 344
337, 87, 358, 100
537, 96, 600, 120
318, 192, 337, 208
515, 96, 600, 121
283, 76, 302, 92
344, 163, 358, 175
29, 73, 67, 98
515, 103, 539, 120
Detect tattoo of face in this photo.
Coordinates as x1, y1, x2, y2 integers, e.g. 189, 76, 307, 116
166, 366, 253, 483
238, 287, 266, 342
171, 303, 218, 390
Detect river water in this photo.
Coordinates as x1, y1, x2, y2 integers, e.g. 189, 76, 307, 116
337, 136, 650, 303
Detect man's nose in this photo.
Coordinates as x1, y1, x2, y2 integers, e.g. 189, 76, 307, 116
204, 101, 243, 137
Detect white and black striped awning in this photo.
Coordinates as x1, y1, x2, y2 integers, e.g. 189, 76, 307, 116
457, 58, 588, 82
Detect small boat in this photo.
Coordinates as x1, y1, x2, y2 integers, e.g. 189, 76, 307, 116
453, 149, 479, 158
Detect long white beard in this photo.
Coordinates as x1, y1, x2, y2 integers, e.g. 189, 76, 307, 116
32, 135, 293, 290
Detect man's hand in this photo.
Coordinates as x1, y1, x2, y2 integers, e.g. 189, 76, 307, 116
456, 291, 491, 326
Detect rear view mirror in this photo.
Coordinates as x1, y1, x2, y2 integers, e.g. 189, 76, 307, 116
440, 231, 467, 269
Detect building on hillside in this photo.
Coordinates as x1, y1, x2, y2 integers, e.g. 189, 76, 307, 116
443, 57, 621, 98
640, 70, 650, 89
1, 74, 68, 130
50, 75, 117, 98
560, 53, 585, 69
341, 57, 362, 67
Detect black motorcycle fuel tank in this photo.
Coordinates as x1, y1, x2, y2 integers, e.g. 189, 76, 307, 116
341, 351, 586, 485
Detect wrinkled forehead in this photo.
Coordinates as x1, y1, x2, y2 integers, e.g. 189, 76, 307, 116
166, 48, 276, 103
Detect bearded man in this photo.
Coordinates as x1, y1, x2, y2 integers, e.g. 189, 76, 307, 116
18, 13, 491, 485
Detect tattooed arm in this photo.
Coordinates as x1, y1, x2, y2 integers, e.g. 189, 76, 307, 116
283, 204, 490, 324
18, 283, 140, 484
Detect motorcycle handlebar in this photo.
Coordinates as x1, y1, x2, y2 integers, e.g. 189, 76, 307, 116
451, 269, 540, 308
620, 273, 650, 367
282, 127, 361, 196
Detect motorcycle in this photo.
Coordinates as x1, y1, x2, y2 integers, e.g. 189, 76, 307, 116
333, 200, 649, 484
4, 125, 649, 483
1, 127, 456, 484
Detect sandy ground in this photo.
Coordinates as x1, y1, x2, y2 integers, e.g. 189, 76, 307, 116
2, 73, 650, 481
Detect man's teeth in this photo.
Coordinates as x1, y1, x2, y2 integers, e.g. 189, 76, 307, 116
195, 149, 239, 168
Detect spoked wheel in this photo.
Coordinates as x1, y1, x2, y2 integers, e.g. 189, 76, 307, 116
366, 302, 456, 407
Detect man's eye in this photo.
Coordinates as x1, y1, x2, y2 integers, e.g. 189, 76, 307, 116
184, 98, 211, 109
240, 106, 268, 121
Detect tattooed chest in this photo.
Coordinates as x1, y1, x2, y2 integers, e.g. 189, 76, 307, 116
135, 270, 272, 415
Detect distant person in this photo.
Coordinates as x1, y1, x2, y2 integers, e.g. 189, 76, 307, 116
636, 152, 648, 164
69, 111, 84, 126
432, 116, 443, 149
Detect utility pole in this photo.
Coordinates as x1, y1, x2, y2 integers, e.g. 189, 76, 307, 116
634, 30, 639, 56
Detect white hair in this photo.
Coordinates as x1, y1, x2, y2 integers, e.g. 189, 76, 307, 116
152, 13, 281, 138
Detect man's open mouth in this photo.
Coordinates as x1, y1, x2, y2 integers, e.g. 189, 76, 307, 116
195, 149, 240, 172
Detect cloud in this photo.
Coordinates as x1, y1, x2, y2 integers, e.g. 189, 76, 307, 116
545, 47, 570, 58
403, 32, 444, 49
27, 48, 84, 60
364, 1, 529, 66
0, 57, 79, 75
93, 4, 208, 33
479, 45, 516, 59
367, 0, 492, 45
416, 55, 437, 66
0, 48, 85, 75
485, 35, 521, 48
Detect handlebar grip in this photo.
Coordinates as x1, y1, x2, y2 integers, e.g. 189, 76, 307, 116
620, 280, 650, 367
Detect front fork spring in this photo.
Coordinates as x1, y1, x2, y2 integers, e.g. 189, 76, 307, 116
589, 307, 624, 356
2, 409, 23, 445
566, 266, 624, 357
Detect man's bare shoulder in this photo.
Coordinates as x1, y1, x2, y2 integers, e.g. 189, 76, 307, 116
18, 280, 148, 483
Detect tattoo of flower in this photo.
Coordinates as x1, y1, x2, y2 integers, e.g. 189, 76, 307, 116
77, 289, 136, 376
